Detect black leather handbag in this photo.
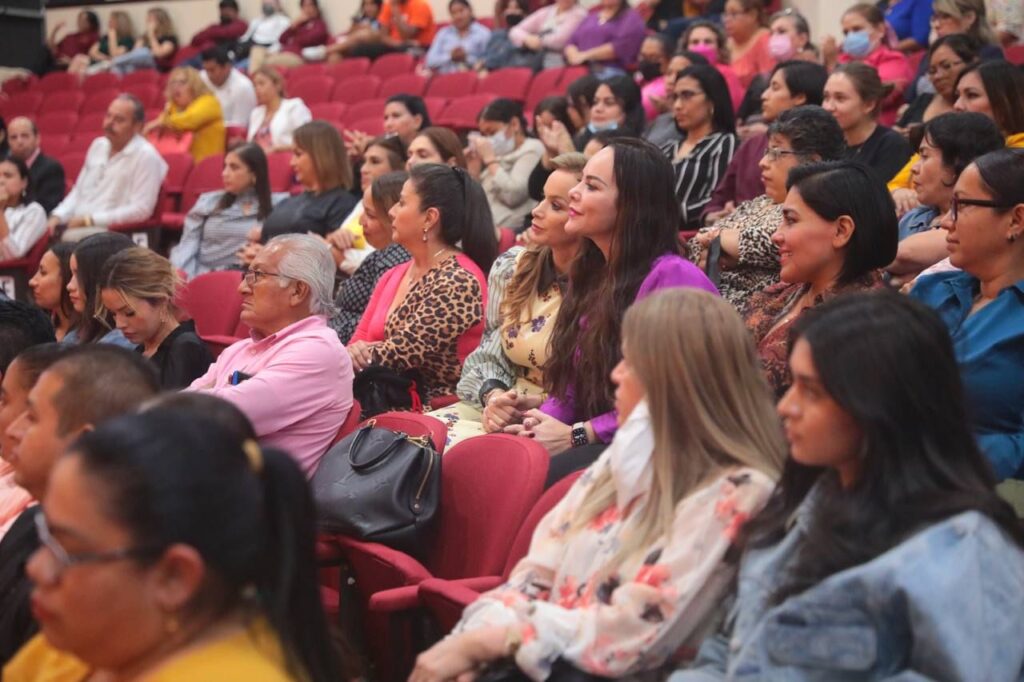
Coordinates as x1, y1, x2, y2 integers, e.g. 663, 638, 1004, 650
311, 421, 441, 559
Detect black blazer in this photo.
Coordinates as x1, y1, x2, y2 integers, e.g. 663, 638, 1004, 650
28, 153, 66, 215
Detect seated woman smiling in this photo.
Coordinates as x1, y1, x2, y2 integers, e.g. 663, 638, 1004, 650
430, 153, 585, 445
411, 288, 786, 682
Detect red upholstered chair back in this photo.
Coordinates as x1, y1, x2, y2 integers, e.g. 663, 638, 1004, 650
178, 153, 224, 214
427, 434, 548, 579
180, 270, 244, 337
331, 400, 364, 446
368, 411, 449, 454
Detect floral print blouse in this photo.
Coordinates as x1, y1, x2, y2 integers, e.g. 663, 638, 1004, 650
456, 247, 563, 405
744, 273, 885, 397
686, 195, 783, 311
453, 451, 775, 680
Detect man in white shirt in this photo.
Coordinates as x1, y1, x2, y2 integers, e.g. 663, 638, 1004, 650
47, 95, 168, 242
200, 47, 258, 128
239, 0, 291, 54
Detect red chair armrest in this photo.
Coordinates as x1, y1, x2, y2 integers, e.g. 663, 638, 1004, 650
336, 535, 433, 590
109, 219, 159, 232
161, 212, 186, 230
429, 394, 459, 409
368, 584, 421, 612
445, 575, 505, 593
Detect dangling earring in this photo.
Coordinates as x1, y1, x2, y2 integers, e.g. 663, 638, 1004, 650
422, 227, 429, 242
164, 611, 180, 635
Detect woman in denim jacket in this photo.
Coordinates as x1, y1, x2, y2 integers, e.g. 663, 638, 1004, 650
672, 292, 1024, 681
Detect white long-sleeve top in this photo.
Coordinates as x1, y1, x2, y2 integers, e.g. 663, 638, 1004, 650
52, 135, 168, 226
0, 202, 47, 261
247, 98, 313, 150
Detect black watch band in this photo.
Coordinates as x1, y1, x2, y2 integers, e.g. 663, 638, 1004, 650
571, 422, 589, 448
478, 379, 510, 407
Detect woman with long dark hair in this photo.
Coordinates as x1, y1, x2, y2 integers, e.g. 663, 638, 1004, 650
171, 143, 275, 277
29, 244, 78, 342
506, 139, 717, 480
4, 409, 355, 680
65, 232, 136, 347
0, 156, 47, 262
671, 292, 1024, 679
911, 148, 1024, 480
348, 164, 497, 401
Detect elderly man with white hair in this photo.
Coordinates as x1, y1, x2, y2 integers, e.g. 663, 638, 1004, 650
189, 233, 353, 475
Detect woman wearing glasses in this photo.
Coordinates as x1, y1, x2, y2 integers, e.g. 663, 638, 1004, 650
687, 106, 846, 310
100, 247, 211, 389
895, 34, 980, 134
660, 65, 738, 230
142, 66, 225, 163
911, 148, 1024, 481
3, 409, 353, 681
887, 112, 1004, 285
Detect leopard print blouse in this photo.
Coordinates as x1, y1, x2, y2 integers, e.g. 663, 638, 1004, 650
371, 254, 484, 399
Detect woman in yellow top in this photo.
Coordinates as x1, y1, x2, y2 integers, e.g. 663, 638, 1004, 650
144, 66, 225, 162
3, 408, 353, 682
890, 60, 1024, 214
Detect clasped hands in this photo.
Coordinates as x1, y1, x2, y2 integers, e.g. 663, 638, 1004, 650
484, 390, 572, 455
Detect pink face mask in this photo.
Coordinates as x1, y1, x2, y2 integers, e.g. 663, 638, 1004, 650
689, 43, 719, 65
768, 33, 795, 60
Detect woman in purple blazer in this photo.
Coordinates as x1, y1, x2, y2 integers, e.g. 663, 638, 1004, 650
503, 138, 718, 484
563, 0, 646, 75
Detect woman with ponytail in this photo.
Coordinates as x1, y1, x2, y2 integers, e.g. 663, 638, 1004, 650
3, 409, 353, 681
347, 164, 498, 400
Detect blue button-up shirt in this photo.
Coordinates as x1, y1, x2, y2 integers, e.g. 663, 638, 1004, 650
911, 270, 1024, 479
424, 22, 491, 73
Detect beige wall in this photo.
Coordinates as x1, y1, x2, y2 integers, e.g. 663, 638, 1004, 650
45, 0, 844, 57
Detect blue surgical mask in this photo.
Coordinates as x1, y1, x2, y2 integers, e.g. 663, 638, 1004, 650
587, 120, 619, 134
842, 30, 873, 58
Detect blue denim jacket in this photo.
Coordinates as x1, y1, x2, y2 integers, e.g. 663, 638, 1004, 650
670, 482, 1024, 681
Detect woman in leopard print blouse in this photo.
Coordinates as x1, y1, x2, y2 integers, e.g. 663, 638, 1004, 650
348, 164, 499, 400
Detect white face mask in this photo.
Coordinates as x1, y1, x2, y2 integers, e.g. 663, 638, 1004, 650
488, 127, 516, 156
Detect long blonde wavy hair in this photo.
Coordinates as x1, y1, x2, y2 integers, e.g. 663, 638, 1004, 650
570, 289, 787, 571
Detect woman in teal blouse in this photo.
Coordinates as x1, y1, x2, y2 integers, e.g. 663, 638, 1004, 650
911, 148, 1024, 480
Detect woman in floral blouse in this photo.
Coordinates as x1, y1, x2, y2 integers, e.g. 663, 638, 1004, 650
687, 106, 847, 310
430, 154, 584, 446
411, 288, 786, 682
743, 160, 897, 397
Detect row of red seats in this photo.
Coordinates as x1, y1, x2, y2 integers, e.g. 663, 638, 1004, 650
314, 408, 577, 680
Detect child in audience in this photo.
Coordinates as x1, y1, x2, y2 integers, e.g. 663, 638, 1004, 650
412, 288, 786, 681
672, 292, 1024, 680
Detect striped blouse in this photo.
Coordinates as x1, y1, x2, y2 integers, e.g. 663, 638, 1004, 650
661, 132, 737, 230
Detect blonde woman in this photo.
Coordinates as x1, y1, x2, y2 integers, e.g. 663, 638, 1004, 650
411, 288, 786, 682
100, 247, 212, 388
247, 66, 313, 154
430, 153, 584, 445
107, 8, 179, 74
143, 67, 225, 162
68, 11, 134, 76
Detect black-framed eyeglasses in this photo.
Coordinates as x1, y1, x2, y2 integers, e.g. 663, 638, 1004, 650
241, 268, 296, 286
673, 89, 705, 102
763, 147, 800, 163
34, 513, 160, 581
950, 195, 1013, 222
